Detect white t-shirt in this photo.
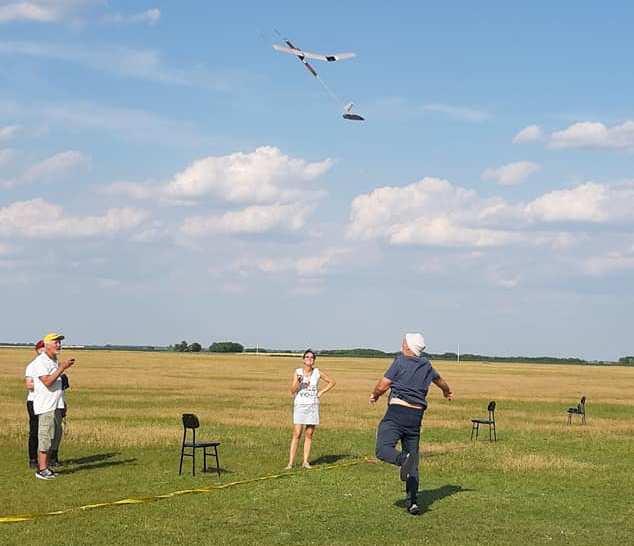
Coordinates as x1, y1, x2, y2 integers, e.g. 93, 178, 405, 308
30, 353, 64, 415
294, 367, 320, 406
25, 361, 38, 402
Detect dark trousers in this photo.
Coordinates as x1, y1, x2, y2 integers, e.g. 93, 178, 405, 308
375, 404, 424, 503
27, 401, 38, 462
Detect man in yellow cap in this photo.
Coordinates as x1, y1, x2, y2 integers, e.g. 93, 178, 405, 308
28, 333, 76, 480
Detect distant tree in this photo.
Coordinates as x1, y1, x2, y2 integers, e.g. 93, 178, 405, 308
209, 341, 244, 353
173, 340, 188, 352
619, 356, 634, 364
189, 342, 202, 353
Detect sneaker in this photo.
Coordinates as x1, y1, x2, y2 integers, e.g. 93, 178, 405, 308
302, 462, 312, 469
49, 459, 62, 468
400, 452, 415, 481
407, 502, 421, 515
284, 464, 293, 470
35, 468, 57, 480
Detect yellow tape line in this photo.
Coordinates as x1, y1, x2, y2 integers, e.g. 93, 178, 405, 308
0, 459, 366, 524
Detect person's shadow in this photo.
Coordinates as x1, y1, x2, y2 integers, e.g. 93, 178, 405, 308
394, 484, 473, 514
311, 454, 349, 465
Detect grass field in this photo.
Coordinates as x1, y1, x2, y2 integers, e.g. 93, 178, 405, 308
1, 348, 633, 545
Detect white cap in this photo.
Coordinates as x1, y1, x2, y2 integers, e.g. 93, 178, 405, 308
405, 333, 426, 356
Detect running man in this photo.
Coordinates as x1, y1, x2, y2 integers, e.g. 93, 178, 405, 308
370, 333, 453, 515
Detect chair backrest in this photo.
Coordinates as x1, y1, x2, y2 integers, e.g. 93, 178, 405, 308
487, 401, 496, 419
182, 413, 200, 429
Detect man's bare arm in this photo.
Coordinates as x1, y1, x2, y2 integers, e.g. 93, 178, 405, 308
369, 377, 392, 404
39, 359, 75, 388
432, 375, 453, 400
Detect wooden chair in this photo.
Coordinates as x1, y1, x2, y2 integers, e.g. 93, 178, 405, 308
566, 396, 587, 425
470, 401, 497, 442
179, 413, 221, 476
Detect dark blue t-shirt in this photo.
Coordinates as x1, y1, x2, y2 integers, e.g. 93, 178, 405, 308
384, 354, 439, 408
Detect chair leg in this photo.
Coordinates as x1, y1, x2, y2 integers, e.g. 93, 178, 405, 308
179, 444, 185, 475
203, 448, 208, 473
192, 446, 196, 476
493, 423, 497, 442
470, 424, 474, 441
567, 413, 571, 425
214, 446, 221, 477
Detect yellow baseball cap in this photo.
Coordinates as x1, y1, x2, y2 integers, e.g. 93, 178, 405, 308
43, 332, 65, 342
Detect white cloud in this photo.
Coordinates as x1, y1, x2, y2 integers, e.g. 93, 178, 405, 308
103, 8, 160, 26
517, 120, 634, 151
180, 203, 313, 236
109, 146, 333, 206
513, 124, 542, 143
525, 182, 634, 223
0, 1, 95, 24
2, 150, 89, 188
22, 150, 89, 182
549, 121, 634, 150
481, 161, 540, 186
0, 198, 149, 238
347, 178, 634, 249
422, 103, 490, 123
0, 148, 14, 166
0, 124, 19, 141
255, 248, 350, 277
0, 41, 227, 89
583, 245, 634, 275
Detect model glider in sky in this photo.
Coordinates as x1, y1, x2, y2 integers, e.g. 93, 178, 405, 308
272, 40, 355, 77
342, 102, 365, 121
272, 36, 365, 122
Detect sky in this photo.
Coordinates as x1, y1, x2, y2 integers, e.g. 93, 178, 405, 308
1, 1, 633, 360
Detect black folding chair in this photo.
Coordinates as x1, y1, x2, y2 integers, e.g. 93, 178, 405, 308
179, 413, 221, 476
470, 401, 497, 442
566, 396, 587, 425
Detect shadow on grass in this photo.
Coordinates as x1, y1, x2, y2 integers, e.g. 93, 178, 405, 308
311, 454, 349, 465
394, 484, 473, 515
200, 466, 233, 475
59, 458, 137, 475
62, 452, 120, 465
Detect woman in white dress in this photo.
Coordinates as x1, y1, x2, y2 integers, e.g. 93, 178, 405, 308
286, 349, 336, 469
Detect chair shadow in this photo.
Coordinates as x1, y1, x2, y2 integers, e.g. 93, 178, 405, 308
394, 484, 473, 514
311, 454, 349, 465
62, 452, 120, 465
59, 458, 137, 475
201, 466, 233, 475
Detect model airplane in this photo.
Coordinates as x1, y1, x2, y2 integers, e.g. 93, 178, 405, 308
272, 35, 365, 122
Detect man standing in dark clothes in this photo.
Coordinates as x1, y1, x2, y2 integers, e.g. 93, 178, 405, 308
370, 333, 454, 515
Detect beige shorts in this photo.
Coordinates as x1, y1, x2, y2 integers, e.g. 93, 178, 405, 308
38, 410, 55, 452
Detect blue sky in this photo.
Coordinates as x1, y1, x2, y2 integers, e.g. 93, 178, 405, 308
1, 1, 634, 359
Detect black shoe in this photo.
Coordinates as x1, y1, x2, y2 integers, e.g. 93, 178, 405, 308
29, 460, 38, 468
49, 459, 62, 468
400, 452, 415, 481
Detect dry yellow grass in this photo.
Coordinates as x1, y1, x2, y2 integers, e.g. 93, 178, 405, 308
2, 348, 634, 448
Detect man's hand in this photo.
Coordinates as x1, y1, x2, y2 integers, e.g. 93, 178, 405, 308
369, 393, 378, 405
444, 390, 454, 401
61, 358, 75, 371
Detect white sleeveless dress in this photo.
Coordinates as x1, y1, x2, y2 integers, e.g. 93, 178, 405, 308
293, 367, 320, 425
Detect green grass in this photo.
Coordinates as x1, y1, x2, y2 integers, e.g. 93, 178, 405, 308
1, 349, 633, 545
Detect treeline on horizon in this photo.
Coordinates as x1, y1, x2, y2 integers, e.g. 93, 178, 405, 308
2, 341, 633, 366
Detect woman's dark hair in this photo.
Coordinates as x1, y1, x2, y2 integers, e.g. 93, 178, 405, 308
303, 348, 316, 361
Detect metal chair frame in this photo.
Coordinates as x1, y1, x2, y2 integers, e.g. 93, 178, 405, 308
179, 413, 221, 476
566, 396, 587, 425
470, 401, 497, 442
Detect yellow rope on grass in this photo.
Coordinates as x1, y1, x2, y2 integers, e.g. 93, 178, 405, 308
0, 459, 367, 524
